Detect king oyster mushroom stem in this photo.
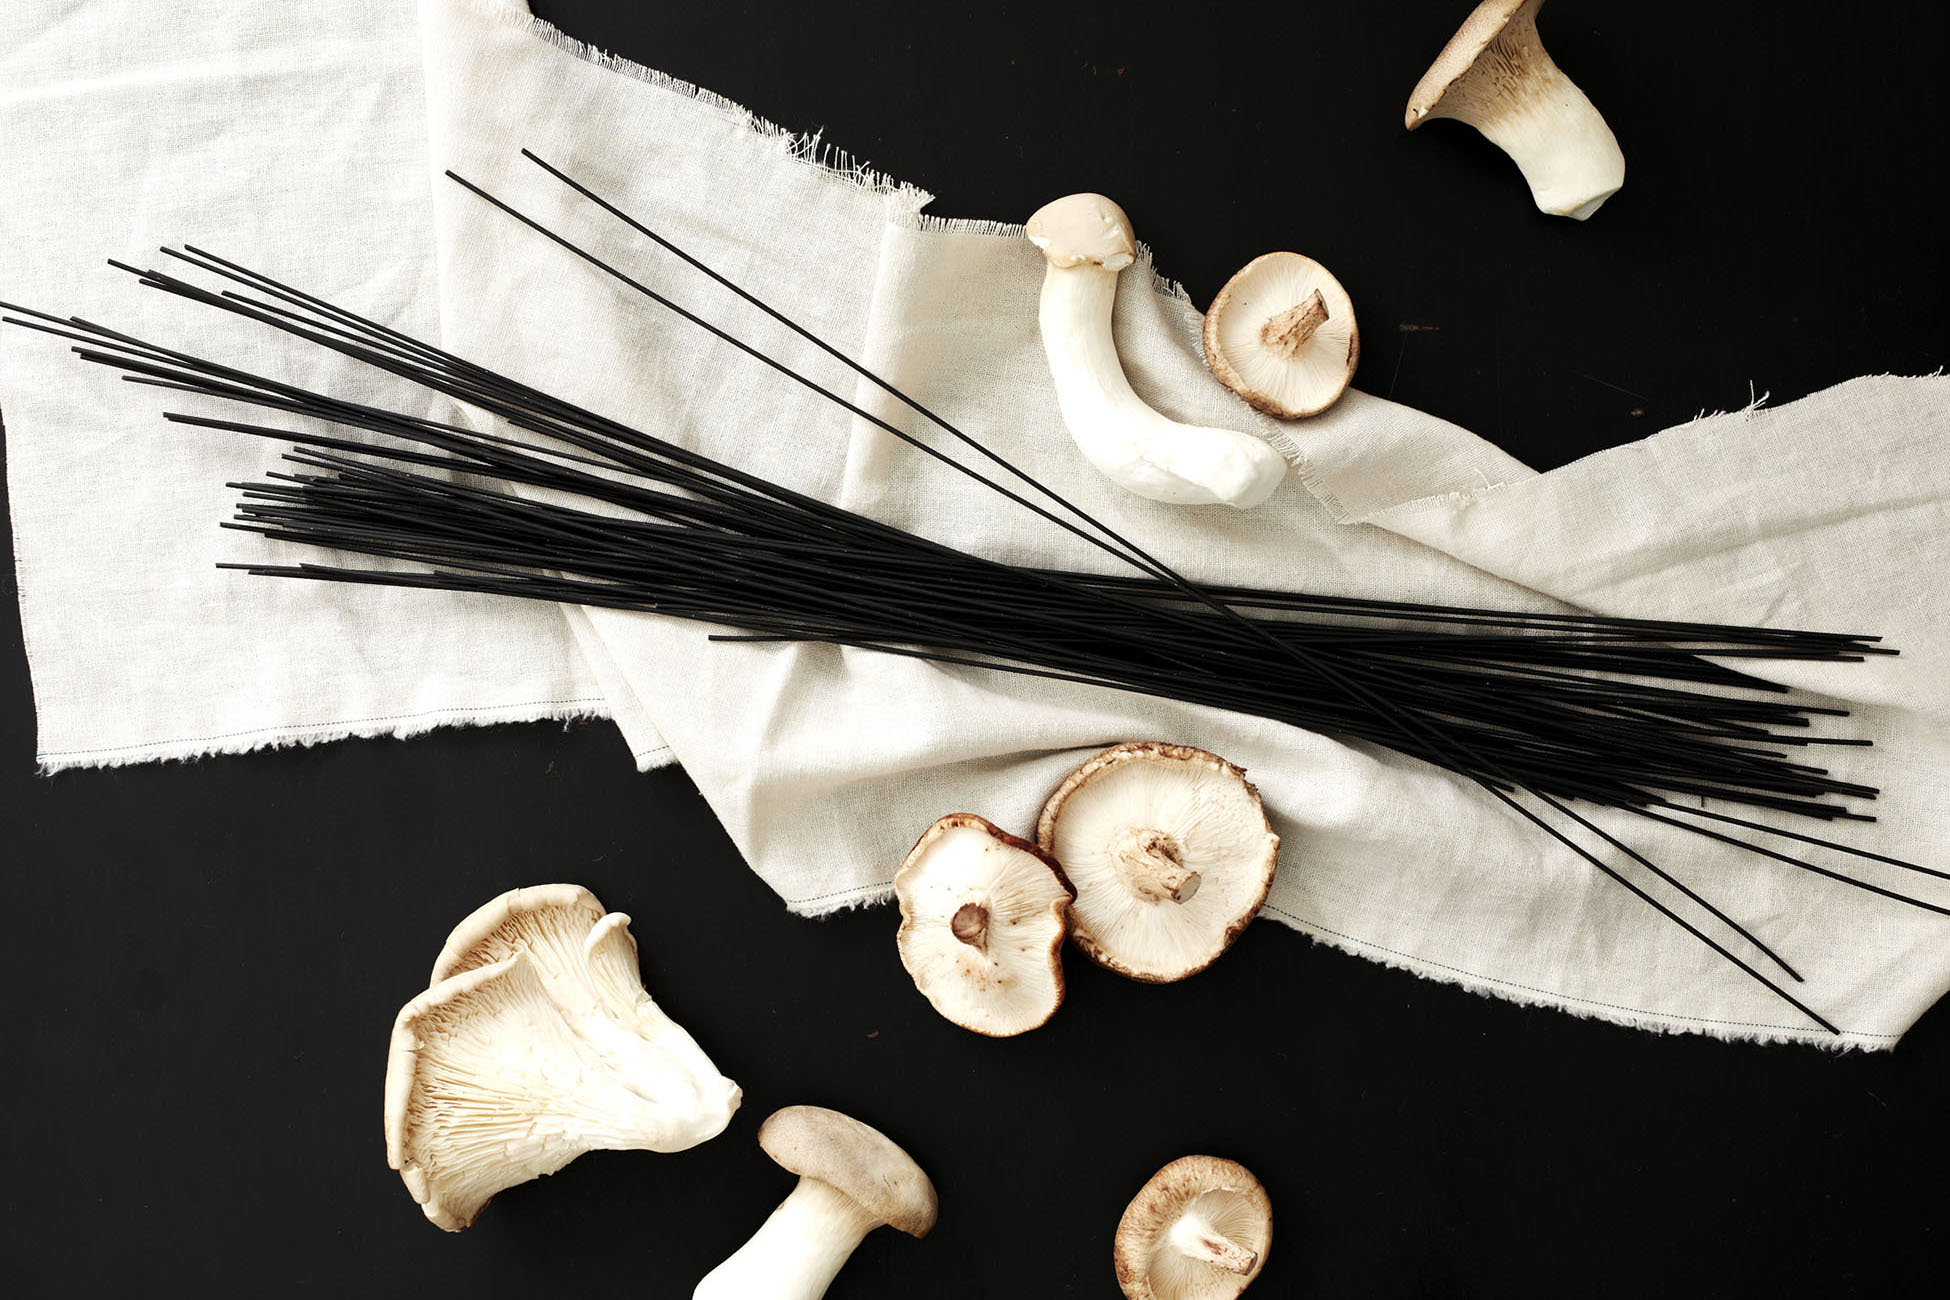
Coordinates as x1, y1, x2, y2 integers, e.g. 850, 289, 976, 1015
693, 1106, 938, 1300
1025, 193, 1289, 508
895, 813, 1076, 1036
384, 885, 741, 1230
1038, 742, 1279, 982
1114, 1155, 1274, 1300
1405, 0, 1625, 220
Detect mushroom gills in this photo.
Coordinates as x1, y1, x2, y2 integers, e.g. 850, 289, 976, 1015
895, 813, 1075, 1036
385, 886, 741, 1231
1203, 253, 1359, 420
1114, 1155, 1273, 1300
1153, 1189, 1266, 1282
386, 949, 739, 1231
1039, 743, 1279, 983
1404, 0, 1625, 220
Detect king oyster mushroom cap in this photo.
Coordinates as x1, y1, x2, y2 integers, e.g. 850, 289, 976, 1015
693, 1106, 938, 1300
1114, 1155, 1273, 1300
895, 812, 1076, 1037
1026, 193, 1289, 509
1037, 742, 1279, 982
1202, 252, 1360, 419
384, 889, 741, 1230
1404, 0, 1624, 220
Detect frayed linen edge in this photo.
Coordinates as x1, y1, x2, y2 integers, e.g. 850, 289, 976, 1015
787, 881, 896, 916
492, 1, 931, 210
1264, 904, 1898, 1053
1362, 370, 1950, 528
489, 1, 1206, 313
35, 697, 613, 775
785, 885, 1899, 1050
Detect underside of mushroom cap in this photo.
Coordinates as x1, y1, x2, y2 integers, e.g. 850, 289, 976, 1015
1203, 252, 1360, 419
1038, 742, 1279, 982
1114, 1155, 1273, 1300
1403, 0, 1625, 219
386, 889, 740, 1231
895, 813, 1075, 1037
429, 882, 605, 989
1404, 0, 1531, 126
384, 950, 738, 1231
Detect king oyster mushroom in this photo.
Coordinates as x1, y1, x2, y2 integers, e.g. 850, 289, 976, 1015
1203, 252, 1360, 419
1037, 742, 1279, 982
1026, 192, 1289, 508
895, 813, 1076, 1037
384, 885, 741, 1230
1404, 0, 1625, 220
693, 1105, 938, 1300
1114, 1155, 1274, 1300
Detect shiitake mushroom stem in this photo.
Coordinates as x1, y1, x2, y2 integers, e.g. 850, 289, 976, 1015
1258, 291, 1328, 358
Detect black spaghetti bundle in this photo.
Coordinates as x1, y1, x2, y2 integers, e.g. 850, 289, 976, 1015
4, 153, 1939, 1034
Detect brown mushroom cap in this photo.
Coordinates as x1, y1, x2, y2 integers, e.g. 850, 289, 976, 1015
758, 1106, 940, 1239
1038, 742, 1279, 983
1114, 1155, 1273, 1300
1203, 252, 1360, 420
1404, 0, 1533, 129
895, 813, 1076, 1037
1026, 193, 1138, 271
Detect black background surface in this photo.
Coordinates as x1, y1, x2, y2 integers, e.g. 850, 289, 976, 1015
6, 2, 1949, 1295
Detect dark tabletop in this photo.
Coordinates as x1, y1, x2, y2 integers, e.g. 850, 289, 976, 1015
7, 1, 1949, 1295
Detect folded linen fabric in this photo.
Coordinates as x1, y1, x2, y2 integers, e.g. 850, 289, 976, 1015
0, 0, 616, 769
6, 0, 1947, 1046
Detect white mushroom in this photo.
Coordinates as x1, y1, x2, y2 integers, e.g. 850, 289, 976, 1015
428, 881, 604, 989
1037, 742, 1279, 982
694, 1105, 938, 1300
1404, 0, 1625, 220
1114, 1156, 1274, 1300
1026, 193, 1289, 508
895, 813, 1076, 1037
1203, 253, 1360, 419
384, 886, 741, 1230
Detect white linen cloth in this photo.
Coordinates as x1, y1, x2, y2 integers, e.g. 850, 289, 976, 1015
4, 0, 1946, 1047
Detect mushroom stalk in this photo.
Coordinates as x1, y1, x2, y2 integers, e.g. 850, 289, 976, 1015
950, 901, 991, 950
694, 1177, 880, 1300
1167, 1212, 1258, 1275
1464, 65, 1622, 220
1109, 827, 1200, 904
1039, 263, 1286, 508
1027, 194, 1288, 509
1260, 291, 1328, 356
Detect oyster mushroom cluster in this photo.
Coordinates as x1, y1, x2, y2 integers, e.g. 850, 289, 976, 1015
384, 884, 743, 1230
894, 741, 1281, 1035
